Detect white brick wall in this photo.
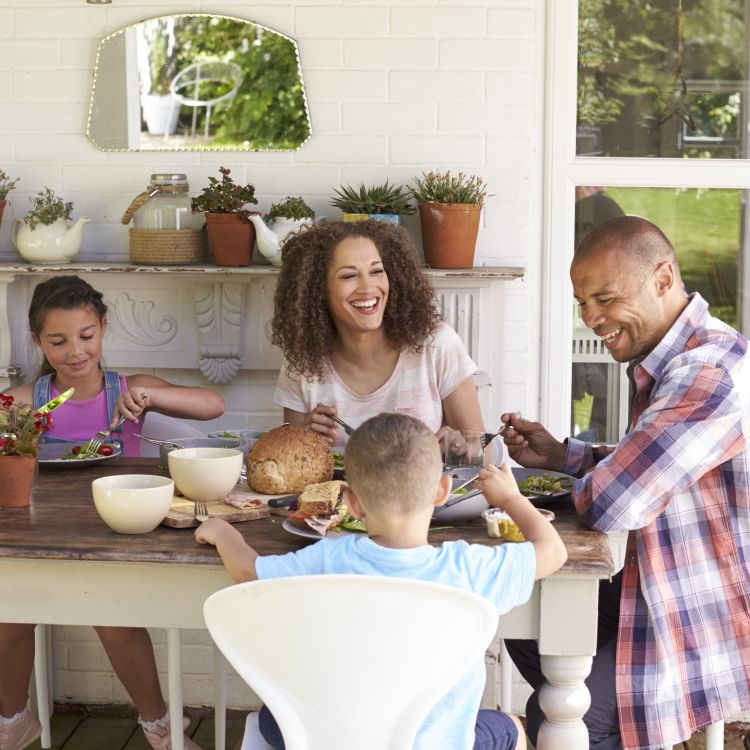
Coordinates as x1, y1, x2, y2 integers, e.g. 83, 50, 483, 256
2, 0, 543, 715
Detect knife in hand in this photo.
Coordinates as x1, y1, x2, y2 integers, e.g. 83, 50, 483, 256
37, 387, 75, 414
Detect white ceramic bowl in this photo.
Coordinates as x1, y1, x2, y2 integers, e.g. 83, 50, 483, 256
92, 474, 174, 534
157, 436, 246, 467
168, 447, 243, 501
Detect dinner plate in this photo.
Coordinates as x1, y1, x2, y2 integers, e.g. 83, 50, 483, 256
38, 441, 122, 469
432, 468, 490, 523
512, 467, 575, 500
282, 518, 342, 540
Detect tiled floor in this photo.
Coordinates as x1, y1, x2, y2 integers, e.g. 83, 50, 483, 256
26, 706, 750, 750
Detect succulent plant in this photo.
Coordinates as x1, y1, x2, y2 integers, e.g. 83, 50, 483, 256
330, 181, 415, 215
409, 171, 488, 205
265, 196, 315, 222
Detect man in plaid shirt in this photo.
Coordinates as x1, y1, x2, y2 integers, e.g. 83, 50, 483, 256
504, 215, 750, 749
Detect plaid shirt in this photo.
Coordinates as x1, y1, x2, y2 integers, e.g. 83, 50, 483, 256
564, 293, 750, 750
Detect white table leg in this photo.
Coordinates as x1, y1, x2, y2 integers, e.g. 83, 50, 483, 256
536, 654, 592, 750
33, 624, 52, 749
167, 629, 184, 747
214, 646, 227, 750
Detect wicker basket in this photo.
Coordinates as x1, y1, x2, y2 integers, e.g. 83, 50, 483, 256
129, 228, 208, 265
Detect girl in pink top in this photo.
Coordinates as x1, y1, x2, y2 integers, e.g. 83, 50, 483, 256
271, 220, 487, 446
0, 275, 224, 750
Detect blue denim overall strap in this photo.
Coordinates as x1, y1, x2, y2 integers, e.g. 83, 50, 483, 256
33, 370, 126, 447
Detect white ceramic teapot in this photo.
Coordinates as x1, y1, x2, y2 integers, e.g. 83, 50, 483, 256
247, 214, 313, 267
12, 216, 90, 264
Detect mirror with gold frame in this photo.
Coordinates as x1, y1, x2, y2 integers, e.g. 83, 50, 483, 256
87, 14, 311, 152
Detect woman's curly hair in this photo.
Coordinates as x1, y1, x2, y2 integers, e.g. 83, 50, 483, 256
272, 220, 440, 379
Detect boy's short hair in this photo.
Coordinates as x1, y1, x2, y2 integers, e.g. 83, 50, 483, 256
344, 413, 443, 512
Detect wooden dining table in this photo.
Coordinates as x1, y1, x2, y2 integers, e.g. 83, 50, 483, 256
0, 457, 620, 750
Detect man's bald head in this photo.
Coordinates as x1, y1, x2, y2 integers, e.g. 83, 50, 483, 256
574, 215, 681, 283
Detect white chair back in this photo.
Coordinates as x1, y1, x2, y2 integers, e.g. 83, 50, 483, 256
204, 574, 498, 750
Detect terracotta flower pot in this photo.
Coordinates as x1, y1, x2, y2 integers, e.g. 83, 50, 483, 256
205, 213, 256, 267
0, 454, 37, 508
418, 202, 482, 269
0, 200, 6, 229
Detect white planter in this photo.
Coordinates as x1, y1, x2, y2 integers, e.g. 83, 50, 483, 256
141, 94, 180, 136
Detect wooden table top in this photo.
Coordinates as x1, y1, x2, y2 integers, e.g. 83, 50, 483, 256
0, 458, 614, 576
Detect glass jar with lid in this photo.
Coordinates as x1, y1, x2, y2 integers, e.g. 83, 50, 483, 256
131, 174, 203, 230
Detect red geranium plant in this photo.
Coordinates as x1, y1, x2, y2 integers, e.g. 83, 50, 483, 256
0, 394, 52, 456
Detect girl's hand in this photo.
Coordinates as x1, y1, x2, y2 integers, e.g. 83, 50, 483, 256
113, 388, 150, 425
306, 403, 341, 445
475, 463, 520, 510
195, 517, 235, 546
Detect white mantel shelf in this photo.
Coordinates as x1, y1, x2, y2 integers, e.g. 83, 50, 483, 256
0, 263, 525, 280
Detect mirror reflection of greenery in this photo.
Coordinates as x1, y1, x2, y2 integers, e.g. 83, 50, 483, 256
578, 0, 744, 158
146, 16, 309, 150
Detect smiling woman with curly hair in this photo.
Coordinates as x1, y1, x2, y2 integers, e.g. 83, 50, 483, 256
271, 220, 486, 447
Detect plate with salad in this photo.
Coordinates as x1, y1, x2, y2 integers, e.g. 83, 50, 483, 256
512, 467, 574, 500
38, 441, 122, 469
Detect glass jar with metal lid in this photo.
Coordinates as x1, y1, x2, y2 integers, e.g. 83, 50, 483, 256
130, 174, 202, 230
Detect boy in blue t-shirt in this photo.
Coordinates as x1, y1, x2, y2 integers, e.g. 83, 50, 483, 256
196, 413, 567, 750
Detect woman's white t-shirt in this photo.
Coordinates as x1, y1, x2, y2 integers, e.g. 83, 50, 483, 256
274, 322, 477, 443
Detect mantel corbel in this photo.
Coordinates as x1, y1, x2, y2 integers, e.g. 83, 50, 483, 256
194, 281, 243, 384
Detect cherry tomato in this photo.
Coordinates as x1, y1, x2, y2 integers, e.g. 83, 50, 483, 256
71, 445, 82, 455
97, 444, 114, 456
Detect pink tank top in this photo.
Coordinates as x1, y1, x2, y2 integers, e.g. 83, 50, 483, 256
46, 377, 142, 456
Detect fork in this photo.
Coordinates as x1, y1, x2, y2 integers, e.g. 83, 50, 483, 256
79, 416, 126, 458
194, 500, 209, 523
480, 412, 522, 450
317, 404, 355, 436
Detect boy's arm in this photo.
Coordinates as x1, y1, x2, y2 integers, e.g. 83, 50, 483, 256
195, 518, 259, 582
476, 464, 567, 580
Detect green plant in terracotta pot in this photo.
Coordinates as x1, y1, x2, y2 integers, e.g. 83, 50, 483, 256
0, 393, 52, 507
409, 171, 488, 269
0, 169, 20, 230
192, 166, 259, 266
330, 181, 414, 224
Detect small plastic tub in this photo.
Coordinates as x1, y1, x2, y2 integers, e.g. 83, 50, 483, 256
481, 507, 555, 541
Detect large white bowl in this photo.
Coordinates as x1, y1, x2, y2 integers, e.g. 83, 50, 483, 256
168, 447, 243, 501
92, 474, 174, 534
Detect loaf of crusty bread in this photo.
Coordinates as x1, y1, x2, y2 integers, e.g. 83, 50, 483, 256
247, 425, 334, 494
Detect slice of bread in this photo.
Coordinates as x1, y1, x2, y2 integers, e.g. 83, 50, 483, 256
297, 480, 343, 516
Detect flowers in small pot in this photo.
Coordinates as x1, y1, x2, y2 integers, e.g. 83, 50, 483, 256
192, 166, 258, 216
330, 181, 414, 224
409, 171, 490, 270
24, 187, 74, 230
0, 394, 52, 457
264, 196, 315, 223
192, 167, 259, 267
0, 169, 20, 201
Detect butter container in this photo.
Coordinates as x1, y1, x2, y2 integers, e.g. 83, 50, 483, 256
481, 507, 555, 541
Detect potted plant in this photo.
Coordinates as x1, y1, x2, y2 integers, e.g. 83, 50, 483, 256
409, 171, 488, 269
139, 18, 179, 136
0, 393, 52, 507
0, 169, 19, 229
330, 181, 414, 224
248, 196, 316, 266
192, 166, 259, 266
11, 187, 90, 264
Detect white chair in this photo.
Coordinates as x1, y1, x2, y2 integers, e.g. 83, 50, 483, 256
204, 574, 499, 750
138, 411, 206, 457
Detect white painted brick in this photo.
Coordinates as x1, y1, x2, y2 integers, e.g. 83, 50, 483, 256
297, 39, 343, 68
16, 133, 107, 163
3, 40, 60, 68
61, 100, 90, 131
440, 39, 533, 69
0, 134, 13, 161
487, 71, 535, 103
13, 8, 106, 38
439, 103, 531, 135
390, 71, 483, 102
62, 38, 98, 68
391, 6, 485, 36
294, 7, 388, 36
62, 164, 155, 192
4, 102, 60, 132
487, 135, 533, 166
342, 102, 435, 134
0, 9, 12, 37
0, 72, 11, 99
12, 70, 83, 100
390, 135, 482, 164
488, 8, 536, 37
55, 671, 114, 703
294, 134, 387, 164
344, 38, 436, 69
66, 641, 113, 671
54, 625, 99, 643
303, 70, 387, 102
305, 101, 340, 133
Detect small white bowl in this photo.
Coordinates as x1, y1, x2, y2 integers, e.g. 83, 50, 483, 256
168, 447, 243, 501
92, 474, 174, 534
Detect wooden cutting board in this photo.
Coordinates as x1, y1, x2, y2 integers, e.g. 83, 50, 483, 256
163, 487, 271, 528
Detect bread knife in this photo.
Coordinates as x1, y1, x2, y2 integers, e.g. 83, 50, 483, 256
267, 494, 299, 508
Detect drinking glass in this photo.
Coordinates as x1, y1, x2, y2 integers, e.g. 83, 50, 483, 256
444, 429, 484, 468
